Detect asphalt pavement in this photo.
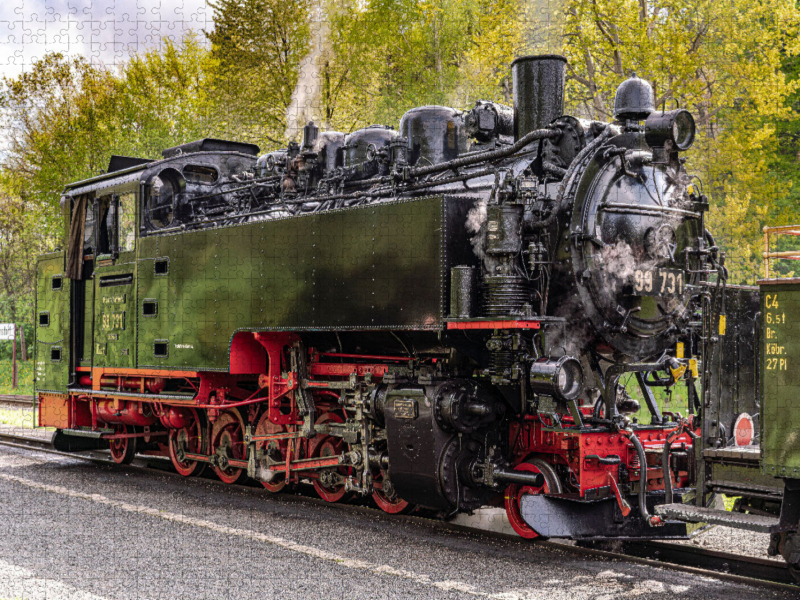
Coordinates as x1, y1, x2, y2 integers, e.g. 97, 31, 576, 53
0, 443, 796, 600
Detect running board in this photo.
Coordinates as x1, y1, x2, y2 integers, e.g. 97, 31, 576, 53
655, 503, 781, 533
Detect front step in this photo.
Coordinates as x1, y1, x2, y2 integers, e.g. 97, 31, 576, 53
655, 503, 781, 533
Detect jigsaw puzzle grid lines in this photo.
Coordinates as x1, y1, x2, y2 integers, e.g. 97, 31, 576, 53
0, 0, 212, 76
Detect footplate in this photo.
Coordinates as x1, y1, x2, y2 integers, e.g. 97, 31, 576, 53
655, 503, 782, 533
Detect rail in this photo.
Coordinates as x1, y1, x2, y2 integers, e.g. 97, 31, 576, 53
763, 225, 800, 279
0, 394, 35, 406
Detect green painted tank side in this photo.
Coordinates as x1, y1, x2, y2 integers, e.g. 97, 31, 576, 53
79, 274, 94, 368
135, 196, 456, 371
34, 252, 70, 392
761, 281, 800, 476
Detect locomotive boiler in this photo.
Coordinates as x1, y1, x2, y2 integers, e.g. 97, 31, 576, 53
35, 55, 710, 539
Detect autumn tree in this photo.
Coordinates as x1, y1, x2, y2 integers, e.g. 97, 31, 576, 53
323, 0, 478, 131
562, 0, 800, 283
0, 54, 118, 212
0, 185, 54, 351
0, 38, 216, 332
206, 0, 312, 147
112, 35, 215, 159
459, 0, 559, 105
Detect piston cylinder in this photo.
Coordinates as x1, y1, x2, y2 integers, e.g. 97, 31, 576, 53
96, 400, 158, 426
158, 407, 195, 429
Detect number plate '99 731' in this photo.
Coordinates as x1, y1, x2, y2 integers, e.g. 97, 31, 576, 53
632, 269, 685, 296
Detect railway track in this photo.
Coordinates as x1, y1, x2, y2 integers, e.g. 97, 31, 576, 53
0, 430, 796, 592
0, 394, 35, 406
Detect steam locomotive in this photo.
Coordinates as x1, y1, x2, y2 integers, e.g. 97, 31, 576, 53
35, 55, 710, 541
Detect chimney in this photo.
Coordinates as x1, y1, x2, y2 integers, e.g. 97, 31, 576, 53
511, 55, 567, 141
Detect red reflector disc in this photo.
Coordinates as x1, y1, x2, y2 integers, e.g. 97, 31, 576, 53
734, 413, 754, 447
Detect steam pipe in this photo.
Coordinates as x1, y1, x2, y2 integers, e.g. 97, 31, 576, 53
531, 126, 612, 230
492, 468, 545, 487
408, 128, 559, 178
542, 161, 567, 177
628, 432, 658, 525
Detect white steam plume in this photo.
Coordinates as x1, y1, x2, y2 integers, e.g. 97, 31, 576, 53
466, 199, 488, 260
285, 0, 330, 141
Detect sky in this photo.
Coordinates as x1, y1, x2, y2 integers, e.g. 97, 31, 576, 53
0, 0, 211, 78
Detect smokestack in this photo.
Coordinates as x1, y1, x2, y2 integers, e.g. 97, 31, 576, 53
511, 55, 567, 141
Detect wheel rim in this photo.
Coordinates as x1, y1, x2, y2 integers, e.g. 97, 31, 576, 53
371, 468, 409, 514
168, 411, 204, 477
372, 484, 409, 514
255, 412, 289, 493
109, 424, 136, 465
310, 412, 349, 502
211, 410, 247, 484
504, 460, 558, 539
372, 491, 409, 514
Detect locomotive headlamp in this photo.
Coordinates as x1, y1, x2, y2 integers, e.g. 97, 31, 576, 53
529, 356, 583, 402
644, 109, 696, 152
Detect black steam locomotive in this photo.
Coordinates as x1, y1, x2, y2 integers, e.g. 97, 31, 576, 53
37, 55, 710, 542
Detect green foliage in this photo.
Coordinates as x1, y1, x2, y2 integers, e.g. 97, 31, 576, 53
0, 323, 33, 361
621, 372, 693, 425
0, 188, 54, 329
326, 0, 478, 128
0, 360, 34, 395
562, 0, 800, 284
206, 0, 312, 147
0, 36, 217, 330
112, 34, 216, 159
0, 53, 118, 210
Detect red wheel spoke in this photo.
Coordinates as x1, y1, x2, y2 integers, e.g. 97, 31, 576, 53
255, 411, 290, 493
210, 410, 247, 484
504, 460, 561, 539
310, 412, 350, 503
168, 410, 205, 477
109, 424, 136, 465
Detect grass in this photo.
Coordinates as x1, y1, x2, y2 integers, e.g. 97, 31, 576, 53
620, 371, 695, 425
0, 359, 34, 396
0, 406, 37, 428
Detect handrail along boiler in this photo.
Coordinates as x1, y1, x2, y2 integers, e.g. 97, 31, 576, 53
36, 56, 711, 540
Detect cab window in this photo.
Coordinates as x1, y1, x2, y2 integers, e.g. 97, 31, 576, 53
97, 192, 137, 255
118, 192, 136, 252
96, 195, 111, 254
83, 196, 96, 255
146, 168, 183, 231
